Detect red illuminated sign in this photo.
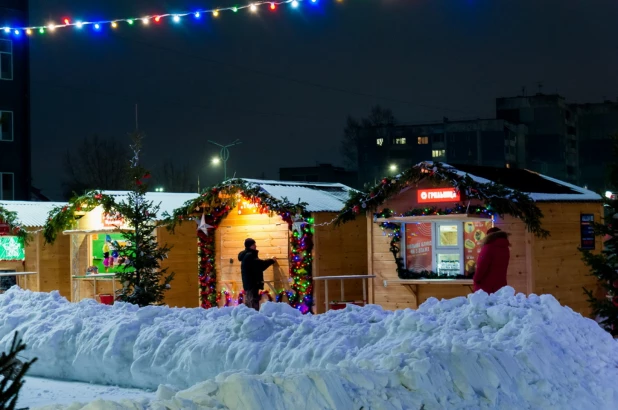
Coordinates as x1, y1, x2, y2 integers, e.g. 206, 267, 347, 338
417, 188, 460, 203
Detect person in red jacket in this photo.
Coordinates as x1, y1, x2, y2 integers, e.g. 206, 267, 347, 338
473, 227, 511, 294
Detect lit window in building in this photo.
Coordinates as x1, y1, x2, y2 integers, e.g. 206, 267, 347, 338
432, 150, 446, 158
376, 138, 384, 146
394, 138, 406, 145
417, 136, 429, 145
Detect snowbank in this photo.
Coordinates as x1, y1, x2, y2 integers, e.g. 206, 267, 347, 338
2, 287, 618, 409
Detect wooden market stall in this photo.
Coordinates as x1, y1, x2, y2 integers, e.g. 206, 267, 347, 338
169, 179, 368, 314
336, 163, 603, 317
43, 191, 201, 307
0, 201, 71, 297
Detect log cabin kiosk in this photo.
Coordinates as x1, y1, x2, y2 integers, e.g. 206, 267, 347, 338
166, 179, 368, 313
0, 201, 71, 296
336, 162, 603, 317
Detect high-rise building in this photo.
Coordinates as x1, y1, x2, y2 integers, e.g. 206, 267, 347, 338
570, 100, 618, 191
356, 118, 527, 186
496, 94, 579, 185
0, 0, 30, 200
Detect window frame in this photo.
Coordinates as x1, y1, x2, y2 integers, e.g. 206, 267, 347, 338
431, 149, 446, 158
0, 172, 15, 200
402, 221, 465, 276
376, 138, 384, 146
0, 111, 14, 142
394, 137, 407, 145
417, 136, 429, 145
0, 39, 13, 81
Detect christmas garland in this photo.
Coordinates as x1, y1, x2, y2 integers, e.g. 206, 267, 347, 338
0, 205, 30, 245
336, 162, 549, 238
164, 178, 315, 313
377, 206, 489, 280
43, 191, 118, 244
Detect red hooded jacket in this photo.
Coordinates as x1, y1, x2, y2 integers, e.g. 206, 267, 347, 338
473, 230, 510, 294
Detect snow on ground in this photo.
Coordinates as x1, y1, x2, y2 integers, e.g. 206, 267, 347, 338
19, 376, 155, 409
2, 287, 618, 409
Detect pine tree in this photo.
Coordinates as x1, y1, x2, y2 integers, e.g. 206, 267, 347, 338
114, 133, 175, 307
582, 134, 618, 336
0, 332, 37, 410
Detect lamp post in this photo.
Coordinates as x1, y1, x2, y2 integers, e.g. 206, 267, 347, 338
208, 139, 242, 181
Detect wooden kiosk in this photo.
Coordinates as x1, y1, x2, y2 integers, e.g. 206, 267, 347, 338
168, 179, 368, 314
43, 191, 200, 308
0, 201, 71, 297
336, 163, 603, 317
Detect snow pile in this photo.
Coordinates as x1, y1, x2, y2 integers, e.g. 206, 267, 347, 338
2, 287, 618, 409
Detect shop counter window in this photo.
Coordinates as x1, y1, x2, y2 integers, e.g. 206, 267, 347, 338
403, 220, 492, 277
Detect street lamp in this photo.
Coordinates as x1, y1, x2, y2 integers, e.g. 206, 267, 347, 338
208, 139, 242, 181
389, 164, 398, 172
212, 157, 221, 165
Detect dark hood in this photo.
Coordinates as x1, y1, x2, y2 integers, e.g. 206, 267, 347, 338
238, 248, 258, 261
482, 230, 511, 247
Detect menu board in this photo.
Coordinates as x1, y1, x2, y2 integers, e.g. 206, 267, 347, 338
463, 221, 493, 275
580, 214, 595, 250
405, 223, 433, 272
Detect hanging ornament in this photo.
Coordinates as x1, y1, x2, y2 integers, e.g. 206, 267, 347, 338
361, 202, 367, 209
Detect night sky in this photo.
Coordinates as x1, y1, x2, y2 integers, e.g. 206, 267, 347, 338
27, 0, 618, 199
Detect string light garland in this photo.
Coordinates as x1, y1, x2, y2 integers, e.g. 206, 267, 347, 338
336, 161, 549, 238
1, 0, 331, 37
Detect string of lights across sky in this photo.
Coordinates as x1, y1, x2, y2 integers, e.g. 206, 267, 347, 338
2, 0, 339, 36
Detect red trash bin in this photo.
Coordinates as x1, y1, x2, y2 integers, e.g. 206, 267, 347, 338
98, 294, 114, 305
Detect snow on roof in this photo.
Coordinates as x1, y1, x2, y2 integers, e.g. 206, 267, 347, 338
241, 179, 355, 212
423, 162, 601, 202
0, 201, 67, 227
101, 191, 199, 217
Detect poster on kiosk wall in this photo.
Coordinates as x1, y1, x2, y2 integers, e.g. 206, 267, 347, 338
463, 221, 493, 275
405, 223, 433, 272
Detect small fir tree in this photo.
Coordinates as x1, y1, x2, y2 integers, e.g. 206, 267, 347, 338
0, 332, 37, 410
582, 134, 618, 336
114, 132, 174, 307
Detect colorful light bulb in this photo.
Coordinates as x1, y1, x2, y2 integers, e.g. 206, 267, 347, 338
250, 4, 257, 12
173, 15, 180, 22
194, 12, 201, 18
292, 0, 299, 7
94, 23, 100, 30
3, 27, 9, 33
270, 3, 276, 10
111, 21, 118, 28
127, 19, 134, 25
213, 10, 219, 17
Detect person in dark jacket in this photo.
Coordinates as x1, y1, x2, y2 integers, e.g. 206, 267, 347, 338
473, 227, 510, 294
238, 238, 276, 310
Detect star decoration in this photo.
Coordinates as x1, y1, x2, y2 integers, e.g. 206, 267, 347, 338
197, 213, 213, 236
292, 214, 305, 234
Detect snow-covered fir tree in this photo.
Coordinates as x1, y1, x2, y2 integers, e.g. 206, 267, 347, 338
114, 132, 174, 307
